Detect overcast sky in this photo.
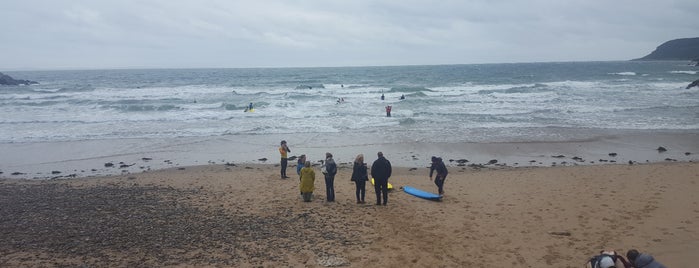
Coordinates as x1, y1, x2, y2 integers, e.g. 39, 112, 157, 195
1, 0, 697, 70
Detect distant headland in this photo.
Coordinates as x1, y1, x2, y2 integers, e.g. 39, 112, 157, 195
633, 37, 699, 61
0, 72, 38, 86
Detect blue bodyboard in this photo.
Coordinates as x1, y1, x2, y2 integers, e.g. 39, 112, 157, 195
403, 186, 442, 201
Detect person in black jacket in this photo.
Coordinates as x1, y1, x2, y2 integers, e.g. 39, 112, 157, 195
351, 154, 369, 204
429, 156, 448, 196
371, 151, 392, 205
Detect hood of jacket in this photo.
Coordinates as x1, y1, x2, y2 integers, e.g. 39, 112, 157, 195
634, 253, 662, 268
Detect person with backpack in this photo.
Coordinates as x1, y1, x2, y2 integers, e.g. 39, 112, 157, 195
429, 156, 449, 196
626, 249, 666, 268
322, 152, 337, 202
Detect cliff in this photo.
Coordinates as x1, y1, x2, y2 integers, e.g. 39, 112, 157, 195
633, 37, 699, 61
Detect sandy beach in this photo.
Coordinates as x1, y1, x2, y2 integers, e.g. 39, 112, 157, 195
1, 160, 697, 267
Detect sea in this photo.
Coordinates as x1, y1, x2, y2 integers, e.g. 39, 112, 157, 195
1, 61, 698, 178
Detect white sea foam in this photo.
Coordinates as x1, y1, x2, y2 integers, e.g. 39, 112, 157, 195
0, 63, 697, 145
608, 72, 637, 76
669, 70, 697, 75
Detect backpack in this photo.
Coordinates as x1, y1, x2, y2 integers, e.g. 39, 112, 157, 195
589, 254, 617, 268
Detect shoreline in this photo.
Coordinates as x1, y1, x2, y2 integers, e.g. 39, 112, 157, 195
1, 129, 697, 180
1, 161, 697, 267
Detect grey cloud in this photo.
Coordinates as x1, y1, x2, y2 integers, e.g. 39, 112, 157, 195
1, 0, 697, 69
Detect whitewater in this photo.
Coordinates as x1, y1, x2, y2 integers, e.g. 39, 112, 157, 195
1, 61, 698, 178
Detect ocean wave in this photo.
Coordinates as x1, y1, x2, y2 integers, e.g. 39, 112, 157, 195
34, 85, 96, 93
223, 103, 248, 110
398, 118, 417, 125
0, 119, 93, 124
612, 104, 699, 114
3, 62, 697, 144
106, 104, 183, 112
477, 83, 551, 94
8, 100, 62, 107
295, 84, 325, 89
669, 70, 698, 75
388, 86, 433, 93
396, 92, 428, 98
608, 72, 637, 76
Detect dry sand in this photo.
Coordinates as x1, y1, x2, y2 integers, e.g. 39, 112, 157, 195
1, 161, 697, 267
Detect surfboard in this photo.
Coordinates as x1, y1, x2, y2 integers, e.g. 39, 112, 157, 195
403, 186, 442, 201
371, 178, 393, 190
244, 108, 255, 112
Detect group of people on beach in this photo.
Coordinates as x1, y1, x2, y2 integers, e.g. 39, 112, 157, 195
279, 140, 394, 205
586, 249, 665, 268
281, 140, 667, 267
279, 140, 449, 204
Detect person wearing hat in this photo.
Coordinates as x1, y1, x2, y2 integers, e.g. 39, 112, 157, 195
279, 140, 291, 179
429, 156, 448, 196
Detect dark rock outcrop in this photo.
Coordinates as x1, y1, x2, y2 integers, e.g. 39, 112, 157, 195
0, 72, 38, 85
687, 79, 699, 89
633, 37, 699, 61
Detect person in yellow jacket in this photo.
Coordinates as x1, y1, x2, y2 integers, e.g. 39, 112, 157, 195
299, 161, 315, 202
279, 140, 291, 179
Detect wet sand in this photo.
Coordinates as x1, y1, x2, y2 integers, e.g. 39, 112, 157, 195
1, 130, 697, 179
1, 161, 697, 267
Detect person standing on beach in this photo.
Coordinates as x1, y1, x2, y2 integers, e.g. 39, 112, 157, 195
429, 156, 448, 196
351, 154, 369, 204
299, 161, 315, 202
371, 152, 392, 205
322, 152, 337, 202
279, 140, 291, 179
296, 154, 306, 177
